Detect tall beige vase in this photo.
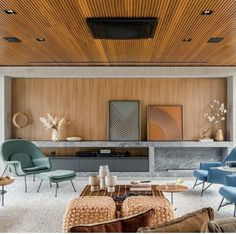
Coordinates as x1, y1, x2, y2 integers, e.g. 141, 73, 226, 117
215, 129, 224, 141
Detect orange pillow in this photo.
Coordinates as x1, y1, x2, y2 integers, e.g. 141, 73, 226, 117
69, 209, 154, 233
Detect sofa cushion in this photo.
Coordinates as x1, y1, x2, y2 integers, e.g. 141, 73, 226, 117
68, 209, 154, 233
193, 170, 208, 181
138, 207, 214, 233
10, 153, 33, 169
204, 218, 236, 233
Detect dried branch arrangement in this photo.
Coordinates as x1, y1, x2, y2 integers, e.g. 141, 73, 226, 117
40, 113, 71, 131
204, 100, 227, 128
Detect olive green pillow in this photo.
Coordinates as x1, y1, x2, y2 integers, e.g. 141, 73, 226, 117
138, 207, 214, 233
204, 218, 236, 233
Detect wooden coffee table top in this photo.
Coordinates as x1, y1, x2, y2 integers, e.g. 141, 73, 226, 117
0, 177, 15, 187
156, 184, 188, 193
80, 185, 164, 210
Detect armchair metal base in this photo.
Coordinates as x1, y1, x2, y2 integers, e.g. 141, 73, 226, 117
1, 165, 9, 177
193, 179, 212, 196
24, 175, 27, 192
218, 197, 236, 217
37, 179, 76, 197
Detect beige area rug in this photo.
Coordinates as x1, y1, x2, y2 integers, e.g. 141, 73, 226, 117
0, 176, 233, 232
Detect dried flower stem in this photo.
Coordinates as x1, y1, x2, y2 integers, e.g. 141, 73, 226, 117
204, 100, 227, 129
40, 113, 71, 131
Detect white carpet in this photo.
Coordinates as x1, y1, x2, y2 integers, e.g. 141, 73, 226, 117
0, 176, 234, 233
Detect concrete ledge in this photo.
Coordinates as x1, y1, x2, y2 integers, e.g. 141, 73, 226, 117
31, 140, 234, 148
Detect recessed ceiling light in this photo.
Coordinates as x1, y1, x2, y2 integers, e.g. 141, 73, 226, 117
207, 37, 224, 43
3, 37, 21, 43
36, 38, 46, 42
4, 9, 16, 14
202, 10, 213, 16
182, 38, 192, 42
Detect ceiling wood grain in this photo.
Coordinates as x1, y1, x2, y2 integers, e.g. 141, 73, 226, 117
0, 0, 236, 66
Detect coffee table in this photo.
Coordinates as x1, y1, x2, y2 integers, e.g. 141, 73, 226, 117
0, 177, 15, 206
80, 184, 163, 211
156, 184, 188, 205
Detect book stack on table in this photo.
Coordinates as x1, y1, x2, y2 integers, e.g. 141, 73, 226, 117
130, 181, 151, 191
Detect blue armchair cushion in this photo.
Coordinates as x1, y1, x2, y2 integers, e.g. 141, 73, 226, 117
219, 186, 236, 203
193, 170, 208, 182
226, 175, 236, 187
10, 153, 34, 169
207, 168, 230, 185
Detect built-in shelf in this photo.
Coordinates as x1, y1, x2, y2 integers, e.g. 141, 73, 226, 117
27, 140, 234, 176
50, 156, 149, 172
31, 140, 234, 148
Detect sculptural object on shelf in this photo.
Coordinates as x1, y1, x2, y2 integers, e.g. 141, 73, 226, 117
198, 128, 213, 142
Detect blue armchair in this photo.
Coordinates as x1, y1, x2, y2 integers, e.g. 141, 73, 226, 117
193, 147, 236, 196
218, 175, 236, 216
0, 139, 51, 192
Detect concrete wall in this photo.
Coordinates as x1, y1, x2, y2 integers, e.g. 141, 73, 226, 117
1, 66, 236, 175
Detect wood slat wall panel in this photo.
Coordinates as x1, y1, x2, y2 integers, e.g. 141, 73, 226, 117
12, 78, 227, 141
0, 0, 236, 66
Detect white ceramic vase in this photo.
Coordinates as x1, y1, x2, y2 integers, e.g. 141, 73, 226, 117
99, 165, 110, 177
99, 165, 109, 190
51, 129, 61, 142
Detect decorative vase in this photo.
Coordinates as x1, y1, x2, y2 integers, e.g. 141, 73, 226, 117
99, 165, 109, 190
51, 129, 61, 142
99, 165, 110, 177
215, 129, 224, 141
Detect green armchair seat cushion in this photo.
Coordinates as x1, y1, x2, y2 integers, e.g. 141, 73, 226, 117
24, 165, 49, 172
38, 170, 76, 182
10, 153, 34, 169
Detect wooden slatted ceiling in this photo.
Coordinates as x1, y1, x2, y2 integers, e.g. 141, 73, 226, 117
0, 0, 236, 66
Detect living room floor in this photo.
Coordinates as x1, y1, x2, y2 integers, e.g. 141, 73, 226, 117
0, 176, 233, 233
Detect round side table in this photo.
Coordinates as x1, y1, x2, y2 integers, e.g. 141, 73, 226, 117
0, 177, 15, 206
156, 184, 188, 205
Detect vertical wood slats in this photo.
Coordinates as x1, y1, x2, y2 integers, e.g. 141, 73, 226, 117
12, 78, 227, 141
0, 0, 236, 65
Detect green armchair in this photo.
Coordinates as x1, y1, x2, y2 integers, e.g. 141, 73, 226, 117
0, 139, 51, 192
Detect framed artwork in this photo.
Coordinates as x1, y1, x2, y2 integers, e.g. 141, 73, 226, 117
108, 100, 141, 141
147, 105, 183, 140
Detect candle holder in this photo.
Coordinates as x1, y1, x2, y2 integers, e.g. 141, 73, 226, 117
88, 175, 100, 192
105, 176, 117, 192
